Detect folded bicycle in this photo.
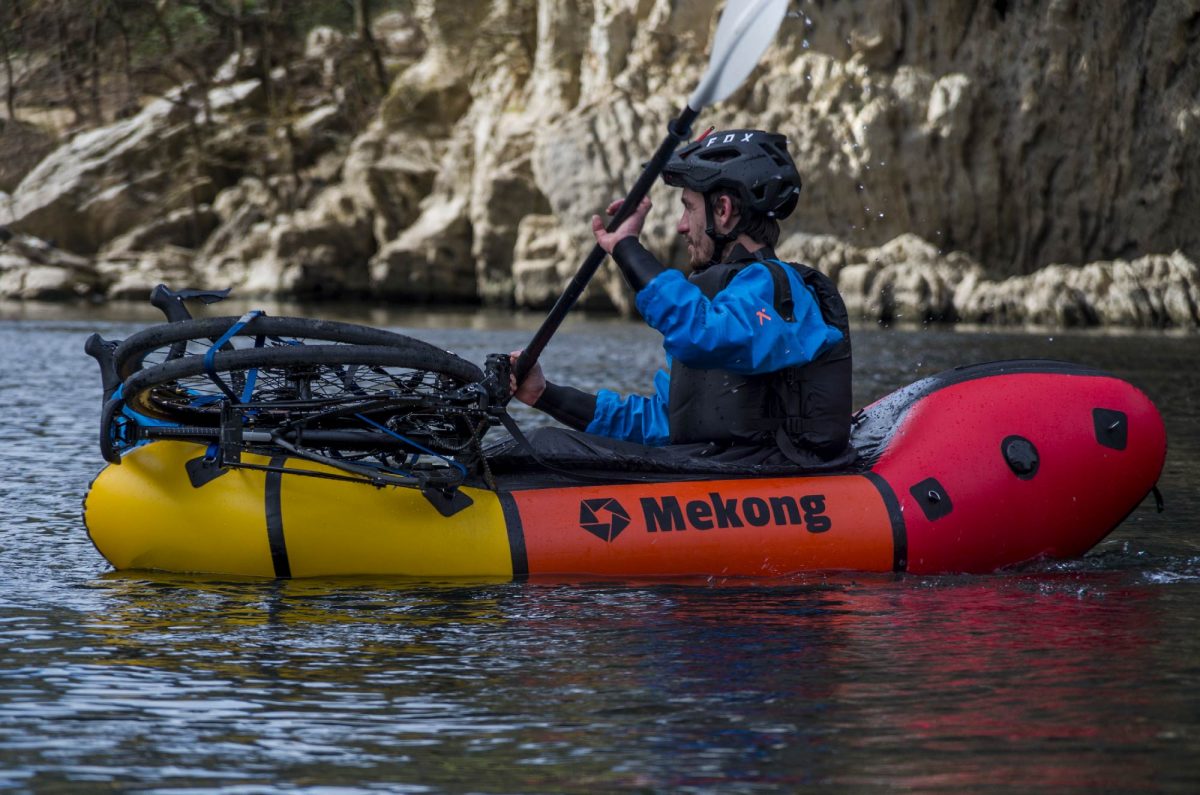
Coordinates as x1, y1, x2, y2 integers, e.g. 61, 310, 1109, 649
86, 286, 515, 515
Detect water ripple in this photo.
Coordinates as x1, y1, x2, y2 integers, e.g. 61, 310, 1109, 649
1, 314, 1198, 791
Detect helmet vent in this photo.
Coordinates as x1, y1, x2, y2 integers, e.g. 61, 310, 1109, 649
698, 149, 738, 163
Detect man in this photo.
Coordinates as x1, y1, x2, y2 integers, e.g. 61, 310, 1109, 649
512, 129, 855, 469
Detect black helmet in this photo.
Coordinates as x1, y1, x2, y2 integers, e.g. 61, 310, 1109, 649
662, 129, 802, 220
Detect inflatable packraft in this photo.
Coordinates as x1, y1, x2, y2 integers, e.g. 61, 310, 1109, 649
84, 360, 1166, 579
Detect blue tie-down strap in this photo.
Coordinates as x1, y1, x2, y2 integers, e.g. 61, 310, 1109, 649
203, 310, 265, 403
102, 384, 182, 460
354, 413, 468, 478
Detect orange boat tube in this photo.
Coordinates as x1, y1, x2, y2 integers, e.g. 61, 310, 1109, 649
84, 360, 1166, 578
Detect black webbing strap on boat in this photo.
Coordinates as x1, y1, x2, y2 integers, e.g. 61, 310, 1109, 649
264, 455, 292, 578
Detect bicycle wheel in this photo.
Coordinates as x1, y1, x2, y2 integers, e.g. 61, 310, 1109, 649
113, 316, 457, 380
121, 344, 485, 428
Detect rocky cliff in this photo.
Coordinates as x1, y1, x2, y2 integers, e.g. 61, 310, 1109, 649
2, 0, 1198, 328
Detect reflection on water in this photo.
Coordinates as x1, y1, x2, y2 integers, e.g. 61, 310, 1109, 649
6, 571, 1197, 791
0, 308, 1198, 791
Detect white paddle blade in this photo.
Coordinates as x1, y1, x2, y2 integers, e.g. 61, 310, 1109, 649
688, 0, 789, 110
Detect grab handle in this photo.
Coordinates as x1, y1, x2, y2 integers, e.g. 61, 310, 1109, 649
84, 333, 121, 402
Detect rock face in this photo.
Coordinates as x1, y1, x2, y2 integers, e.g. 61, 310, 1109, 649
0, 119, 55, 194
777, 232, 1200, 328
2, 0, 1198, 329
0, 231, 106, 299
761, 0, 1200, 276
7, 79, 265, 254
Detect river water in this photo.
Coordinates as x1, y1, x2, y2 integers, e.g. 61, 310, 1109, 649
1, 301, 1197, 792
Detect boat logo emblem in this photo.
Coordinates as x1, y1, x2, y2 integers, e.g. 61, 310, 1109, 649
579, 497, 632, 542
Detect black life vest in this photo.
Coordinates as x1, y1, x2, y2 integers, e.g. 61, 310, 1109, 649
666, 252, 853, 463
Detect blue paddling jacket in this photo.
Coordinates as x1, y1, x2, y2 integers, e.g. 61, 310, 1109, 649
534, 242, 854, 462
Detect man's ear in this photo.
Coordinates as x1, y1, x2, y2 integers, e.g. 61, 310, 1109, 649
713, 194, 739, 233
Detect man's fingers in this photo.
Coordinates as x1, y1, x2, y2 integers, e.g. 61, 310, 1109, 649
507, 351, 521, 393
604, 196, 651, 220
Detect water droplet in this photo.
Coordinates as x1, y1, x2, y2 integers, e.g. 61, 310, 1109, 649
802, 39, 810, 49
878, 212, 885, 218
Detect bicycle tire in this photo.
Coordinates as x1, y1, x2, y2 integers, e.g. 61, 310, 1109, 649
113, 316, 462, 380
121, 344, 484, 425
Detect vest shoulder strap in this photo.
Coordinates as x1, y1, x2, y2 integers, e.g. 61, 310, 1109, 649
759, 259, 795, 322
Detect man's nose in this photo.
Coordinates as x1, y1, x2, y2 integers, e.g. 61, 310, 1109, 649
676, 212, 688, 235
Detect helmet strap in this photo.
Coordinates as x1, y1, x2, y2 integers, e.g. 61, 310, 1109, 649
703, 193, 740, 266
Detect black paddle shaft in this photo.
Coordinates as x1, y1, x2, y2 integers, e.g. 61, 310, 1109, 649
511, 105, 701, 392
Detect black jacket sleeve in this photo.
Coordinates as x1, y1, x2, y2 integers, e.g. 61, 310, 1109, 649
612, 237, 666, 292
533, 382, 598, 431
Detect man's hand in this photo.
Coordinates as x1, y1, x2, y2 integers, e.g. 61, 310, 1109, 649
592, 196, 652, 254
509, 350, 546, 406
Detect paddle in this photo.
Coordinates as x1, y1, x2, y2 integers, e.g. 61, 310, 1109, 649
510, 0, 790, 392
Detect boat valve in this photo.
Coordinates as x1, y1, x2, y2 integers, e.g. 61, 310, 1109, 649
1002, 435, 1040, 480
